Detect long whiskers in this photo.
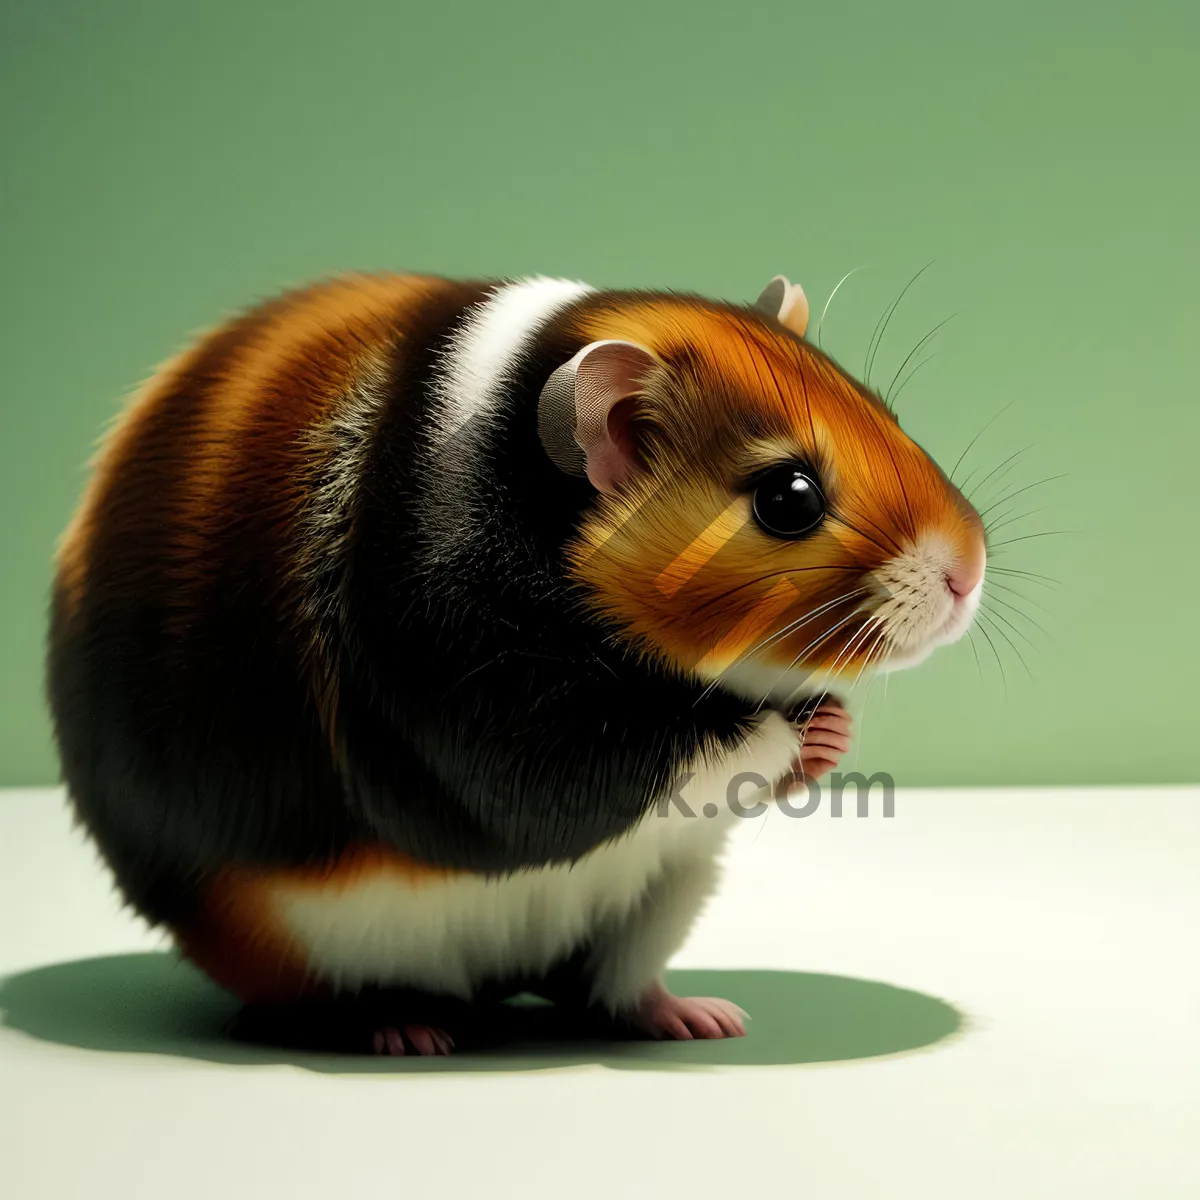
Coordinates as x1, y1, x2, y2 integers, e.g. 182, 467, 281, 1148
977, 474, 1068, 521
980, 600, 1041, 651
817, 267, 864, 351
985, 577, 1054, 614
739, 588, 870, 663
949, 398, 1017, 485
884, 311, 959, 407
692, 588, 868, 707
984, 589, 1051, 635
846, 623, 892, 768
752, 608, 871, 713
794, 619, 889, 764
789, 617, 887, 748
987, 565, 1061, 588
804, 614, 886, 708
988, 529, 1077, 551
976, 608, 1034, 680
973, 616, 1007, 697
961, 444, 1031, 500
888, 354, 936, 408
864, 262, 934, 389
983, 507, 1042, 539
965, 626, 985, 680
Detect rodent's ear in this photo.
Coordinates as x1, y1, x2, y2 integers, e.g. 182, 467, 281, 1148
537, 339, 659, 493
754, 275, 809, 338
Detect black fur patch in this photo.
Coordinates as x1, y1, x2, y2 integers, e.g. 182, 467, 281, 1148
47, 279, 763, 936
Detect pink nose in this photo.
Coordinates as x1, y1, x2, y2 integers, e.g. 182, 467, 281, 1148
945, 547, 985, 598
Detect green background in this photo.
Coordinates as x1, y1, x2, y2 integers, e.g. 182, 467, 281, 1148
2, 0, 1196, 787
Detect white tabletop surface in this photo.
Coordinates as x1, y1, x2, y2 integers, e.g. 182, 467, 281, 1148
1, 785, 1197, 1199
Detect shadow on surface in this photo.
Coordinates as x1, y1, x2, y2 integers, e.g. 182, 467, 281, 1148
0, 952, 963, 1073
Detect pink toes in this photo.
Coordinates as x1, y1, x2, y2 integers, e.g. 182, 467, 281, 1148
366, 990, 748, 1053
792, 702, 853, 782
371, 1023, 456, 1056
630, 985, 749, 1041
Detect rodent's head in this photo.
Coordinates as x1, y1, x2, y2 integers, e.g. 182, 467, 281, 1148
540, 278, 985, 701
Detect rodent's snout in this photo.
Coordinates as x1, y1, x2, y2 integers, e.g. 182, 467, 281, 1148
866, 525, 986, 672
944, 536, 986, 601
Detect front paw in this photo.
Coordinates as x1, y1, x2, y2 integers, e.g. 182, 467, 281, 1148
786, 697, 853, 782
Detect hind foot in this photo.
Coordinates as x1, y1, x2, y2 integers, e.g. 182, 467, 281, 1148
227, 995, 464, 1056
372, 1023, 455, 1056
628, 981, 748, 1040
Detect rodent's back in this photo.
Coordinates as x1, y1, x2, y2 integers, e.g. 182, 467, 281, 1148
46, 273, 470, 923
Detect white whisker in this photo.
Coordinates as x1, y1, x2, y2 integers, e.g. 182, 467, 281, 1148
744, 588, 869, 663
694, 586, 868, 706
849, 624, 891, 769
817, 266, 864, 351
792, 616, 885, 748
754, 607, 870, 713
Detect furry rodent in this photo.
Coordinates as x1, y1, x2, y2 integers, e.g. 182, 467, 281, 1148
47, 271, 985, 1052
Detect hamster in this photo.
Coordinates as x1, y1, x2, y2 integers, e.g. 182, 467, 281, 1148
47, 271, 986, 1054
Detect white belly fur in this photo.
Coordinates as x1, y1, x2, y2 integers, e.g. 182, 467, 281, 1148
274, 711, 799, 1003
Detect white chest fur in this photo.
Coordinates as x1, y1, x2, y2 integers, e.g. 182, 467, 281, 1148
273, 712, 799, 1001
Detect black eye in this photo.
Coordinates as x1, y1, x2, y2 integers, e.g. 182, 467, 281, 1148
751, 465, 826, 539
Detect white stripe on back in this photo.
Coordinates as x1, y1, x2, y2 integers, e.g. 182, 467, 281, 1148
418, 275, 594, 566
428, 275, 594, 449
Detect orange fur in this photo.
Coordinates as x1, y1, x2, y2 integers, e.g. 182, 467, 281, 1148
563, 299, 982, 677
57, 272, 450, 725
55, 345, 208, 622
165, 274, 437, 616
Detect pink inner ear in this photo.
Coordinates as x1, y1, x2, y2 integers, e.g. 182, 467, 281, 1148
606, 397, 641, 466
582, 414, 638, 493
572, 341, 657, 494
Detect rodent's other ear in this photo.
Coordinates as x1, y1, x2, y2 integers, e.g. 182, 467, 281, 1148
754, 275, 809, 338
537, 339, 659, 493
